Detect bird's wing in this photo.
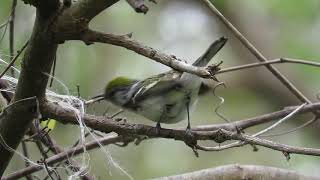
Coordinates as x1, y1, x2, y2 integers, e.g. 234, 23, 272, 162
130, 70, 182, 103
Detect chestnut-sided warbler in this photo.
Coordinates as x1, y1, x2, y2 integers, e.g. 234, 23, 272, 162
98, 37, 227, 130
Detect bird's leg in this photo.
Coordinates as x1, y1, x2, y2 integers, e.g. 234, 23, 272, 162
155, 103, 173, 134
184, 94, 197, 153
155, 107, 165, 135
186, 101, 191, 131
185, 94, 192, 135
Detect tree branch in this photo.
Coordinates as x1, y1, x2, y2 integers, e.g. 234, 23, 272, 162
2, 1, 319, 178
126, 0, 149, 14
193, 102, 320, 131
156, 164, 319, 180
0, 40, 28, 79
0, 97, 39, 175
64, 0, 119, 21
78, 29, 222, 78
9, 0, 17, 77
30, 125, 95, 180
41, 102, 320, 156
44, 97, 320, 134
20, 141, 33, 180
3, 135, 125, 180
202, 0, 312, 104
0, 0, 122, 174
0, 4, 61, 175
21, 0, 60, 17
217, 58, 320, 75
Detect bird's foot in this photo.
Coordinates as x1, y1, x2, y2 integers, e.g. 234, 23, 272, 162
185, 125, 195, 144
184, 126, 199, 157
185, 124, 193, 137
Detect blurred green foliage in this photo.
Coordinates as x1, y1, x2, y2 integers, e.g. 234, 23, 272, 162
263, 0, 320, 23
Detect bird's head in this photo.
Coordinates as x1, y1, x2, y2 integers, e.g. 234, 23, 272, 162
104, 76, 137, 106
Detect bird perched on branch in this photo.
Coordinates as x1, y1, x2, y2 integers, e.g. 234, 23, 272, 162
94, 37, 227, 132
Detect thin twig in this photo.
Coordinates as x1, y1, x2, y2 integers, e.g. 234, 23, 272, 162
0, 40, 28, 79
77, 84, 80, 98
253, 103, 307, 137
85, 96, 104, 105
194, 128, 320, 156
109, 109, 124, 118
34, 137, 49, 159
9, 0, 17, 77
260, 116, 318, 137
196, 141, 243, 152
4, 135, 126, 180
49, 54, 56, 87
202, 0, 311, 104
31, 123, 95, 180
40, 159, 56, 180
217, 58, 320, 74
0, 20, 9, 29
21, 141, 33, 180
196, 103, 307, 151
192, 103, 320, 132
0, 21, 9, 45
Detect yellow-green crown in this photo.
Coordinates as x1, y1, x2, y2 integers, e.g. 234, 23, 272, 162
106, 76, 135, 91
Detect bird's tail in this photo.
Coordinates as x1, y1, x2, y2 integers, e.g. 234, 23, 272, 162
179, 37, 227, 89
192, 37, 227, 67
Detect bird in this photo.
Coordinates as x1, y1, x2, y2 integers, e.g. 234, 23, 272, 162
96, 37, 227, 132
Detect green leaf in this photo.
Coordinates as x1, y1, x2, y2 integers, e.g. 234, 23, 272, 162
40, 119, 56, 131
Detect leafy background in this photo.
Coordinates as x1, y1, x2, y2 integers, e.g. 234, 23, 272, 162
1, 0, 320, 179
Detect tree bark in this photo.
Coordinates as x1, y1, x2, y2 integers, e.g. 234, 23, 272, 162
156, 164, 319, 180
0, 3, 59, 176
0, 97, 39, 175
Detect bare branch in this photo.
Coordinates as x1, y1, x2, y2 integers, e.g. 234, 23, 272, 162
0, 40, 28, 79
9, 0, 17, 77
2, 1, 319, 178
190, 102, 320, 131
44, 99, 320, 135
20, 141, 33, 180
126, 0, 149, 14
253, 103, 306, 137
217, 58, 320, 75
261, 116, 318, 138
40, 102, 320, 156
79, 29, 224, 79
156, 164, 319, 180
0, 97, 39, 175
30, 125, 95, 180
0, 0, 120, 173
0, 4, 59, 174
196, 104, 310, 152
202, 0, 312, 104
65, 0, 119, 20
198, 128, 320, 155
3, 135, 125, 180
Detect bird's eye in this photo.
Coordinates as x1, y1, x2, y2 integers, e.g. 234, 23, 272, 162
109, 90, 116, 97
